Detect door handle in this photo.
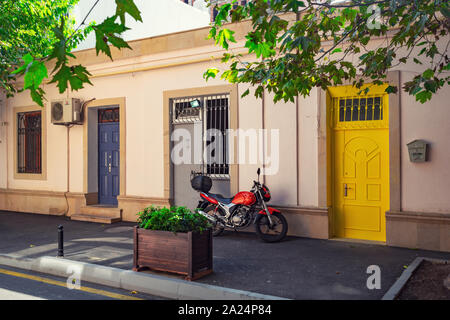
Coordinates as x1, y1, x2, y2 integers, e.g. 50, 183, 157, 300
344, 184, 352, 197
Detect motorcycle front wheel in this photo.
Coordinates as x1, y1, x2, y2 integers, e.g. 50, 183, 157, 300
201, 205, 225, 237
255, 212, 288, 243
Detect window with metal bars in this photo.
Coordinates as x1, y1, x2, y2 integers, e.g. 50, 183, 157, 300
338, 96, 383, 122
98, 107, 120, 123
171, 94, 230, 178
205, 96, 229, 177
173, 100, 201, 123
17, 111, 42, 174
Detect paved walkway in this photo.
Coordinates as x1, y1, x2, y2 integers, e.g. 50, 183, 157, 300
1, 211, 449, 299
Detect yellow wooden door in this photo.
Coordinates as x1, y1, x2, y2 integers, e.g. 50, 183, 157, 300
329, 85, 389, 242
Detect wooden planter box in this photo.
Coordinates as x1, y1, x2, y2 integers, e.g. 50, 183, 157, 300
133, 226, 213, 280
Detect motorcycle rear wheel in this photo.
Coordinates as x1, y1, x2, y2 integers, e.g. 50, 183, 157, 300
255, 212, 288, 242
202, 205, 225, 236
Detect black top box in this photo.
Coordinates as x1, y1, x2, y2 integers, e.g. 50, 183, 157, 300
191, 175, 212, 192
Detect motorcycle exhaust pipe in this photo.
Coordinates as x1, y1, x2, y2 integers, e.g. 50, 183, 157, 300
197, 210, 217, 223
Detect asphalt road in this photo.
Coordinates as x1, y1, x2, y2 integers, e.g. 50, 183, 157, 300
0, 265, 163, 300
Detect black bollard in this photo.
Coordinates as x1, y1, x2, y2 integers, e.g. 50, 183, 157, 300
57, 225, 64, 257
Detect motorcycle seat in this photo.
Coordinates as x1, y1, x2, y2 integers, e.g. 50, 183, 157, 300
207, 193, 233, 204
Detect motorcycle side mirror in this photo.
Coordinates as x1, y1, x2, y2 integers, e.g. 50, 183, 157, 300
257, 168, 261, 182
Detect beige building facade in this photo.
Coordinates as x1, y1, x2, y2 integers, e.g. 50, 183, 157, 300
0, 21, 449, 252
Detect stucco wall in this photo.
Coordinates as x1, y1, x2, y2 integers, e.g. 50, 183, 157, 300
400, 71, 450, 213
264, 93, 298, 206
3, 54, 318, 209
237, 83, 263, 192
298, 88, 320, 207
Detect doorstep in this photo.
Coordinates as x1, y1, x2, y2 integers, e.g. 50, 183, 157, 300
70, 205, 122, 224
329, 237, 387, 246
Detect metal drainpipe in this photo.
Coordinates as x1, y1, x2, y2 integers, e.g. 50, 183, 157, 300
65, 124, 71, 216
64, 98, 95, 215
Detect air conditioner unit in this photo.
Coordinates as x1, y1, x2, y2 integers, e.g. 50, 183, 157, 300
51, 98, 82, 125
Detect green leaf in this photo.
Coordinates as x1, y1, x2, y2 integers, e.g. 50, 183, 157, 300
30, 88, 45, 107
385, 85, 398, 94
440, 6, 450, 18
49, 65, 72, 93
94, 29, 112, 59
203, 68, 220, 81
22, 53, 34, 65
97, 16, 129, 34
424, 80, 437, 93
115, 0, 142, 22
68, 76, 83, 91
208, 27, 217, 40
255, 42, 275, 58
331, 48, 342, 54
217, 29, 236, 50
416, 90, 432, 103
108, 35, 132, 50
23, 61, 48, 90
422, 69, 434, 79
72, 65, 92, 84
241, 88, 250, 98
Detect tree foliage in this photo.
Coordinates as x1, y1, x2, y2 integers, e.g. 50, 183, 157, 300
204, 0, 450, 103
1, 0, 142, 106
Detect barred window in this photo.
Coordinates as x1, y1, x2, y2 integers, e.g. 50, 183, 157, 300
206, 96, 229, 177
98, 107, 120, 123
171, 94, 230, 178
17, 111, 42, 174
172, 99, 202, 123
338, 96, 383, 122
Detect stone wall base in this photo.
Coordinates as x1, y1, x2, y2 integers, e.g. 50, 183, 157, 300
276, 206, 330, 239
0, 188, 67, 215
0, 189, 171, 222
117, 195, 171, 222
386, 210, 450, 252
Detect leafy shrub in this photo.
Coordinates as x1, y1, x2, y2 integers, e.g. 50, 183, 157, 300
137, 206, 211, 233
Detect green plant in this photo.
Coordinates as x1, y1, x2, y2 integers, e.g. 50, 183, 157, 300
137, 206, 211, 233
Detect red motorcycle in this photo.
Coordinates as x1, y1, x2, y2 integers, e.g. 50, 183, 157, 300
191, 168, 288, 242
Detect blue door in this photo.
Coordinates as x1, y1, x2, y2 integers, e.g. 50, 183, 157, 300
98, 109, 120, 205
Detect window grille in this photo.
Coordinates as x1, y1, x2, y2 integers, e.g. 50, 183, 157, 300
338, 96, 383, 122
171, 94, 230, 179
17, 111, 42, 174
98, 107, 120, 123
205, 95, 229, 178
172, 98, 202, 123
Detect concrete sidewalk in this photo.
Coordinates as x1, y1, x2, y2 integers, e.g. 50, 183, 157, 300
1, 211, 449, 299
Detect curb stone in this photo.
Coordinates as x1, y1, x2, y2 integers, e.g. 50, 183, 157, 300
382, 257, 424, 300
382, 257, 450, 300
0, 254, 289, 300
